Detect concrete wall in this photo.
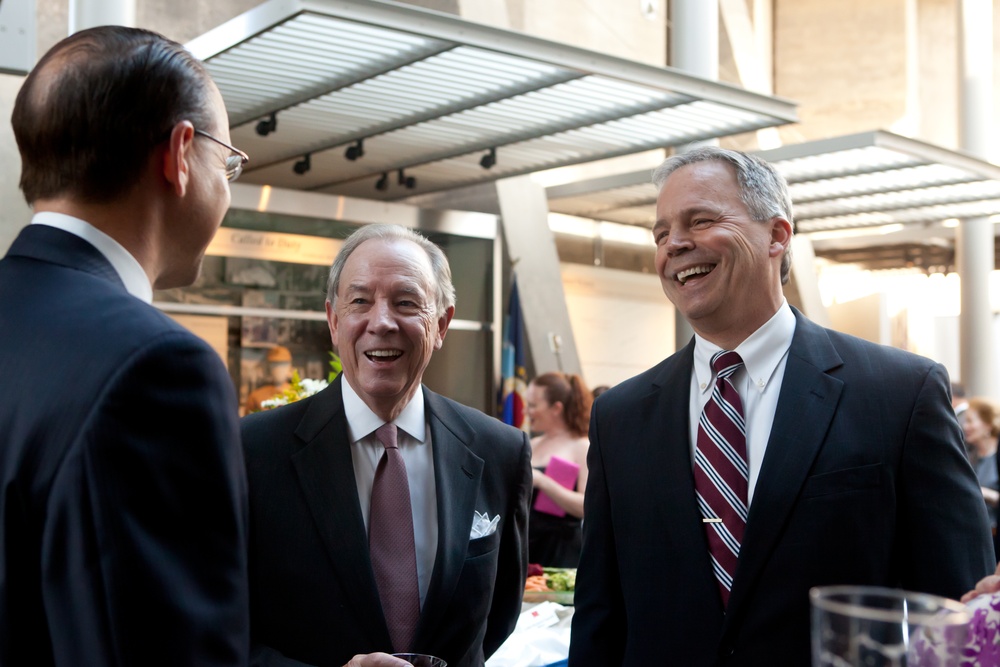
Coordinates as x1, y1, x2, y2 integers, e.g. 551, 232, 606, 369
775, 0, 911, 142
561, 262, 674, 389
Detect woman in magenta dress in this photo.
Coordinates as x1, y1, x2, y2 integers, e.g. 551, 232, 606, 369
525, 372, 593, 568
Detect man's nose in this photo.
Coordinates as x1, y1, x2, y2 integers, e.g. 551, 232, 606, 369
368, 299, 398, 332
665, 227, 693, 256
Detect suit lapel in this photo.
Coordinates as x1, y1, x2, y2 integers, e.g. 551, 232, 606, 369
648, 341, 726, 615
725, 311, 844, 623
413, 389, 483, 645
290, 377, 390, 647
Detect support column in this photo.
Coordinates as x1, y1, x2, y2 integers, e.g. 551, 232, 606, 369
669, 0, 718, 81
495, 176, 582, 377
957, 0, 994, 397
69, 0, 135, 32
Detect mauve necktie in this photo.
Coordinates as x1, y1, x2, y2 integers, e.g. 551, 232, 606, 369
694, 350, 749, 607
369, 423, 421, 651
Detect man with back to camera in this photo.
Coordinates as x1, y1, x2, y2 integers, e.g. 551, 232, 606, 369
0, 26, 250, 665
569, 146, 994, 666
241, 223, 532, 667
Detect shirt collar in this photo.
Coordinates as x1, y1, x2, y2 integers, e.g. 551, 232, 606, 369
31, 211, 153, 303
341, 377, 427, 443
693, 301, 796, 395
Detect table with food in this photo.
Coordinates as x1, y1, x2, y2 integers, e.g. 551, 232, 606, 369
486, 565, 576, 667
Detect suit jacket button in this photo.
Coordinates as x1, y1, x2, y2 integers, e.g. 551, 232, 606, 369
719, 642, 735, 658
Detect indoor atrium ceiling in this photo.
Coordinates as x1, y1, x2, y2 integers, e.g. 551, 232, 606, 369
545, 130, 1000, 271
186, 0, 797, 202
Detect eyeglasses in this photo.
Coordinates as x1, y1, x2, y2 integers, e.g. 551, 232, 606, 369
194, 129, 249, 182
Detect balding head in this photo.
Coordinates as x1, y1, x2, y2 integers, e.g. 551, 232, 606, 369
12, 26, 217, 205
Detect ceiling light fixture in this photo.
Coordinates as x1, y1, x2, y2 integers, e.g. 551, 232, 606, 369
397, 168, 416, 189
255, 112, 278, 137
479, 146, 497, 170
293, 153, 311, 175
344, 139, 365, 161
375, 172, 389, 191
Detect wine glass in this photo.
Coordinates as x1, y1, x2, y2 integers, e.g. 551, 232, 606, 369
392, 653, 447, 667
810, 585, 970, 666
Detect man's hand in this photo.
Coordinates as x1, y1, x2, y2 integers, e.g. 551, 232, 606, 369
343, 653, 412, 667
961, 561, 1000, 603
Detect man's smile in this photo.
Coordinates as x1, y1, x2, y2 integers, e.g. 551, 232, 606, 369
675, 264, 716, 285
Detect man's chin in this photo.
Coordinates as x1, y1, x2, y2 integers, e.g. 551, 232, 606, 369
154, 266, 200, 290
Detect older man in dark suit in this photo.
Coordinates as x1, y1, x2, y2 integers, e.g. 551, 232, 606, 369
569, 146, 994, 666
242, 223, 531, 667
0, 27, 250, 666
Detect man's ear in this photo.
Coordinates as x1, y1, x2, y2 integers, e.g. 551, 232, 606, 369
162, 121, 196, 197
326, 299, 339, 346
434, 305, 456, 350
769, 216, 793, 257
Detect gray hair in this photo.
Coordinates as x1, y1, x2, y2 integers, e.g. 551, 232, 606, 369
652, 146, 794, 285
326, 223, 456, 315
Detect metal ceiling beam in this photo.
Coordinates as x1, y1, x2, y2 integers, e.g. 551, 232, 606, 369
545, 171, 653, 200
309, 95, 696, 192
243, 69, 584, 172
223, 42, 457, 129
755, 130, 1000, 182
187, 0, 799, 122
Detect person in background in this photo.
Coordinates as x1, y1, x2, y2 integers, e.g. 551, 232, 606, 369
953, 381, 970, 421
0, 26, 249, 665
245, 344, 294, 413
591, 385, 610, 399
964, 398, 1000, 547
569, 146, 994, 666
241, 223, 531, 667
525, 372, 593, 568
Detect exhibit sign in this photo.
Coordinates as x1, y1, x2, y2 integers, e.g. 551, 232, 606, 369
206, 228, 343, 267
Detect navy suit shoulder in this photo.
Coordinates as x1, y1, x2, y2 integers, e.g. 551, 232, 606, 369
0, 225, 249, 667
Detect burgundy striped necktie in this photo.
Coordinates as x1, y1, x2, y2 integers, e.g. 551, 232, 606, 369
694, 350, 748, 607
369, 423, 421, 651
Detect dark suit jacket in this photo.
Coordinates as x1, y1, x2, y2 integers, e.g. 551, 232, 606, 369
241, 376, 531, 667
0, 224, 250, 665
570, 309, 994, 667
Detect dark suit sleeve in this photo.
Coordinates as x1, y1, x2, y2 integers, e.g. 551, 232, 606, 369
48, 333, 249, 666
896, 362, 995, 595
483, 430, 532, 657
569, 402, 627, 667
250, 644, 316, 667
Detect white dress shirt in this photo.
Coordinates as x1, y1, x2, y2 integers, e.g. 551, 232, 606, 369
31, 211, 153, 303
689, 301, 797, 506
343, 380, 438, 607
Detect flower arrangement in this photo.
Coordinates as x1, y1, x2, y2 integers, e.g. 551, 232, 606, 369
259, 352, 341, 410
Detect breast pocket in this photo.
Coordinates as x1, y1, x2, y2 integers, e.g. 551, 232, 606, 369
466, 527, 501, 559
800, 463, 882, 499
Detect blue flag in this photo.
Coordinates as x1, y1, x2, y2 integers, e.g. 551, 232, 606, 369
500, 277, 528, 430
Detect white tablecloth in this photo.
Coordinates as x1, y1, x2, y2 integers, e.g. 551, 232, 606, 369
486, 601, 573, 667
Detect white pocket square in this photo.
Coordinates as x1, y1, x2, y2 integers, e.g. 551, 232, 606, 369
470, 510, 500, 539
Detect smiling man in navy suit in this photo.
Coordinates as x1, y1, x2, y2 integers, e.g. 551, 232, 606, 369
0, 26, 250, 666
569, 146, 994, 667
241, 223, 531, 667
